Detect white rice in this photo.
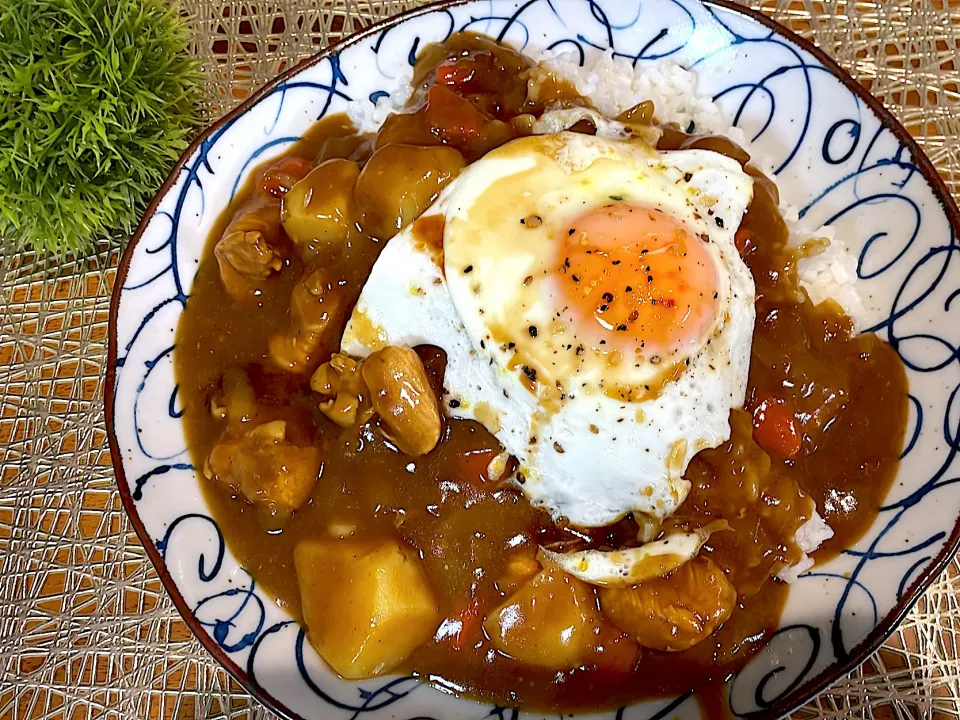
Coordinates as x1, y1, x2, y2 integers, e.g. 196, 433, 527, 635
793, 225, 865, 327
345, 45, 860, 579
348, 76, 414, 133
539, 50, 734, 139
777, 511, 835, 583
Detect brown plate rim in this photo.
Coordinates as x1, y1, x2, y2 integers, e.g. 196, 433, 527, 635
104, 1, 960, 718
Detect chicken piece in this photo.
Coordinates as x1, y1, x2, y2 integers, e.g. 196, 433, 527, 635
281, 158, 360, 263
361, 346, 442, 456
483, 565, 638, 671
214, 201, 284, 298
268, 266, 344, 374
599, 556, 737, 652
354, 144, 465, 240
204, 420, 321, 516
219, 367, 257, 425
294, 537, 440, 678
310, 353, 373, 427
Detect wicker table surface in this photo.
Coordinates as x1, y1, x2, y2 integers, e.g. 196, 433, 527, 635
3, 1, 960, 718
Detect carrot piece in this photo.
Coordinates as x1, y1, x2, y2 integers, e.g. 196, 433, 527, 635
751, 395, 802, 459
261, 156, 313, 198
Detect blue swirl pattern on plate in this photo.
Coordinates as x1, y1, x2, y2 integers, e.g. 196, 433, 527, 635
108, 1, 960, 718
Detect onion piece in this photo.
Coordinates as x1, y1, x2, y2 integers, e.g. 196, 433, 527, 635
532, 106, 662, 146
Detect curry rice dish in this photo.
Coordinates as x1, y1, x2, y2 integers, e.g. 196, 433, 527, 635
175, 32, 908, 715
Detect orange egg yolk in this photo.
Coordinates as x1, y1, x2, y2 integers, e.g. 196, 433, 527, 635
557, 203, 719, 357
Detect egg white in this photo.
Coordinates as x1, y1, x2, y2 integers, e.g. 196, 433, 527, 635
342, 133, 756, 527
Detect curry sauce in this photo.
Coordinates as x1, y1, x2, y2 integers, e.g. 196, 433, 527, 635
175, 32, 908, 715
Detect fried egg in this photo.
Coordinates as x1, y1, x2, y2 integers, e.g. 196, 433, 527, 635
342, 132, 755, 527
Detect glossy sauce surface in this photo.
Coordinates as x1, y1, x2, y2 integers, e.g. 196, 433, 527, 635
176, 33, 908, 714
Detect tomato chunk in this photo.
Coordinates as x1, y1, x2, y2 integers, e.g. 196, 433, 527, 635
751, 395, 801, 458
435, 58, 480, 88
441, 598, 482, 651
261, 156, 313, 198
424, 84, 484, 141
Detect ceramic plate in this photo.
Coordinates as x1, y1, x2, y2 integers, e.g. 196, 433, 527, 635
106, 1, 960, 717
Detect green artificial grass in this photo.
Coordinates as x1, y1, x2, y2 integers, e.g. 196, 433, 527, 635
0, 0, 204, 254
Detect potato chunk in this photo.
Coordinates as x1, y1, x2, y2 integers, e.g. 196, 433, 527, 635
354, 144, 465, 240
294, 538, 440, 679
483, 566, 637, 671
599, 556, 736, 652
281, 158, 360, 262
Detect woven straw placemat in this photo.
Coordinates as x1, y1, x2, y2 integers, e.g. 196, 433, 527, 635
2, 1, 960, 718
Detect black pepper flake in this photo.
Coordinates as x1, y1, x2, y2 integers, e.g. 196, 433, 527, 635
516, 472, 526, 485
522, 365, 537, 382
568, 228, 576, 236
507, 342, 516, 349
602, 292, 614, 302
463, 265, 473, 273
609, 194, 623, 201
625, 285, 633, 292
599, 303, 608, 312
686, 120, 696, 134
575, 345, 584, 356
715, 216, 725, 228
683, 172, 693, 182
647, 275, 654, 283
448, 399, 461, 408
616, 324, 628, 331
713, 291, 718, 299
480, 340, 485, 349
528, 325, 538, 338
572, 274, 580, 283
